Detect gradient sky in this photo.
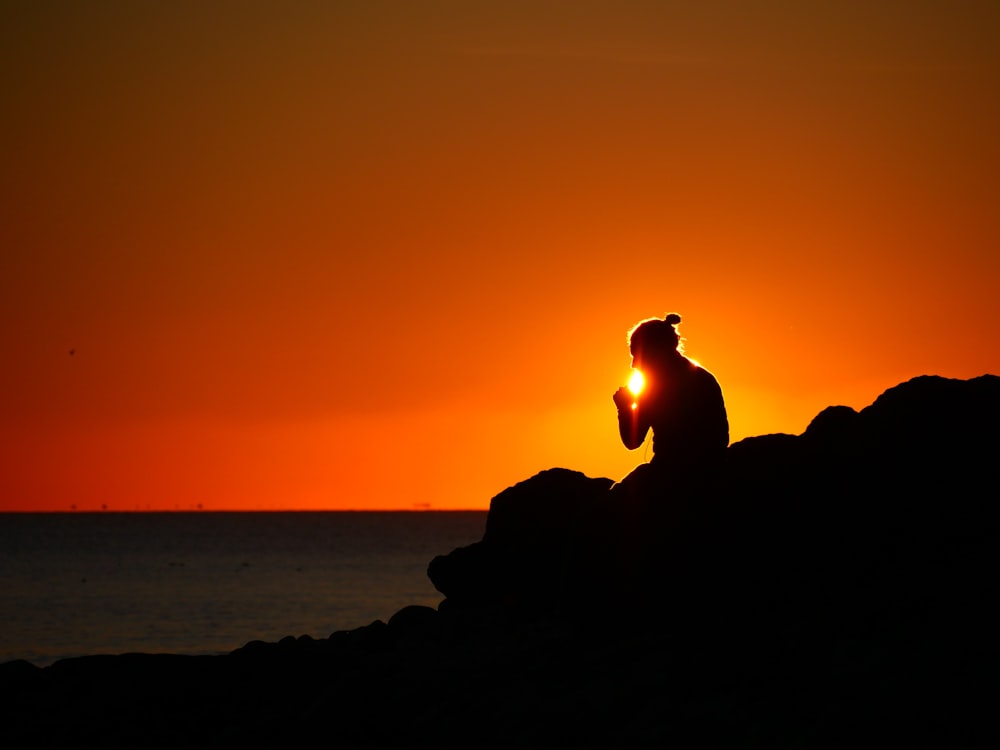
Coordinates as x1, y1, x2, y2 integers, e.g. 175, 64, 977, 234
3, 1, 998, 510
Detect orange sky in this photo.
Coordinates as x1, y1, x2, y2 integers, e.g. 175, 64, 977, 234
2, 1, 998, 510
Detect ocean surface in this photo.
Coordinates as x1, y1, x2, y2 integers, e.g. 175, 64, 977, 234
0, 511, 487, 667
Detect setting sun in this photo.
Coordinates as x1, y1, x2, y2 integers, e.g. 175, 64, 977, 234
628, 370, 645, 396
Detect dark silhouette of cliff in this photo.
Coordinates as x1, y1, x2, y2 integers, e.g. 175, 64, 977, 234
2, 375, 998, 748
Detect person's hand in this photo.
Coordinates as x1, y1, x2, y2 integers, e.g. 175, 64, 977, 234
613, 386, 634, 410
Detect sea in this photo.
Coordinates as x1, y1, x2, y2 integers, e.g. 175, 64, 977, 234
0, 511, 487, 667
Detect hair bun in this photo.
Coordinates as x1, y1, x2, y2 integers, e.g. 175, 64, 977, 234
664, 313, 682, 326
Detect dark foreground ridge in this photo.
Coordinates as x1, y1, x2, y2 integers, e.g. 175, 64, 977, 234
3, 375, 998, 748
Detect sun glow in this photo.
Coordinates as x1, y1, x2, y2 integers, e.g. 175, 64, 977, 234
628, 370, 645, 396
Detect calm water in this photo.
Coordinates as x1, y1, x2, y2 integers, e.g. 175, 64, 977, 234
0, 512, 486, 667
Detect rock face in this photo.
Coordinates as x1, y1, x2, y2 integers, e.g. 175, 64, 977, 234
427, 468, 614, 611
2, 374, 998, 748
431, 374, 1000, 626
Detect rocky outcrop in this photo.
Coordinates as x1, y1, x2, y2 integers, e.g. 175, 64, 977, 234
427, 468, 613, 612
431, 375, 999, 626
2, 374, 998, 748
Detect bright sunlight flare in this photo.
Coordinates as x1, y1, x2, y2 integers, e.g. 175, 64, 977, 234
628, 370, 645, 396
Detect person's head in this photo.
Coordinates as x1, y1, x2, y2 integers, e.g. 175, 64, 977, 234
628, 313, 683, 369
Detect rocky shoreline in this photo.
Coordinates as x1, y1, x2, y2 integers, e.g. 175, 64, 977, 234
3, 375, 998, 748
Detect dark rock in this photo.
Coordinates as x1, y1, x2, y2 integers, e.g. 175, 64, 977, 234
482, 467, 614, 545
0, 659, 41, 683
328, 618, 389, 652
429, 468, 613, 613
431, 374, 1000, 628
387, 605, 442, 645
428, 540, 499, 605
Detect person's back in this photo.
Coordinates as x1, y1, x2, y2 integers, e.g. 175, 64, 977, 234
644, 353, 728, 469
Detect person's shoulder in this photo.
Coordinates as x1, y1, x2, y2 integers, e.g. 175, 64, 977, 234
687, 359, 722, 385
682, 356, 710, 374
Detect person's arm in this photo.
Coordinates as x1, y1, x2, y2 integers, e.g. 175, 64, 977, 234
614, 387, 650, 450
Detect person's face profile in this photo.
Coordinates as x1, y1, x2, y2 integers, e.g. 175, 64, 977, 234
630, 342, 647, 370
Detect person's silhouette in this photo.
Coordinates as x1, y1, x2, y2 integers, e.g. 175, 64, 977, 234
612, 313, 728, 490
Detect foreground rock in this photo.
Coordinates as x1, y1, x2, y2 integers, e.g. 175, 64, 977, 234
432, 374, 1000, 620
2, 375, 998, 748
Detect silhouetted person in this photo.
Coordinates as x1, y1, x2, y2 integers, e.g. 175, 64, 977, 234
612, 313, 728, 493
